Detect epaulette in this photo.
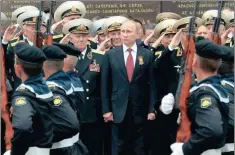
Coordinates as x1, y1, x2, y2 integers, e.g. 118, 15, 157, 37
92, 49, 105, 55
155, 51, 162, 58
53, 34, 64, 39
226, 38, 231, 44
10, 40, 25, 47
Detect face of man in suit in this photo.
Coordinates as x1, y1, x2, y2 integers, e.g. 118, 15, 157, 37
70, 33, 89, 50
120, 21, 138, 47
108, 30, 121, 47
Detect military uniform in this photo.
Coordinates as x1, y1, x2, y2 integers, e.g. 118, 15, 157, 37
42, 45, 87, 155
151, 17, 180, 155
219, 46, 234, 155
4, 44, 53, 155
63, 18, 107, 155
52, 1, 86, 39
171, 38, 230, 155
54, 42, 86, 119
4, 9, 47, 90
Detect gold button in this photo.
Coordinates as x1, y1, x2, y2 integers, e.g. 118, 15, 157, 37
86, 89, 89, 92
86, 80, 89, 83
86, 97, 89, 100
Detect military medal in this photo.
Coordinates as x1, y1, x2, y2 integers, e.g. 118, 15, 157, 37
138, 56, 144, 65
87, 52, 92, 59
176, 48, 183, 56
89, 59, 100, 72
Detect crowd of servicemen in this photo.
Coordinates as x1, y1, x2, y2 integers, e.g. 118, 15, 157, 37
0, 1, 234, 155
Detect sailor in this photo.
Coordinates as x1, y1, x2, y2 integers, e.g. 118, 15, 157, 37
42, 45, 83, 155
218, 46, 234, 155
170, 38, 229, 155
4, 43, 53, 155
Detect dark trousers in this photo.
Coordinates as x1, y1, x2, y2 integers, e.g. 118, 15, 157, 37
111, 103, 146, 155
80, 122, 103, 155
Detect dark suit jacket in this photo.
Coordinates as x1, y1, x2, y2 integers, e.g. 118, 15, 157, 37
75, 46, 104, 123
101, 45, 156, 123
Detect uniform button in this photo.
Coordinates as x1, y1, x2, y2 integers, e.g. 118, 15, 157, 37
86, 89, 89, 92
86, 97, 89, 100
86, 80, 89, 83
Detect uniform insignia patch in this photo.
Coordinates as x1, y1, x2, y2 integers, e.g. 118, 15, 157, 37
48, 84, 56, 88
201, 97, 211, 108
15, 98, 26, 106
53, 96, 62, 106
221, 81, 226, 86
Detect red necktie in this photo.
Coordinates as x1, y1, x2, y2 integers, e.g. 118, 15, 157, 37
126, 48, 134, 82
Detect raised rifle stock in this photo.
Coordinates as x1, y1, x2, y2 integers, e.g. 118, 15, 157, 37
175, 1, 199, 143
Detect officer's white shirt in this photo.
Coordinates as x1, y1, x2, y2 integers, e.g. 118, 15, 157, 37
81, 47, 87, 59
122, 43, 137, 66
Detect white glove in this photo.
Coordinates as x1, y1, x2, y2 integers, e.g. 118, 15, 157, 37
171, 143, 184, 155
3, 150, 11, 155
161, 93, 175, 115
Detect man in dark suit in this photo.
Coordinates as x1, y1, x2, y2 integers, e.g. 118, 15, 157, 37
101, 20, 156, 155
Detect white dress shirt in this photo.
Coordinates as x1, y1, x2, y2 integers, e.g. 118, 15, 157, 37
81, 47, 87, 59
123, 43, 137, 67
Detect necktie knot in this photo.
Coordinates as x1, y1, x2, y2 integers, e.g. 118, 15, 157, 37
127, 48, 132, 54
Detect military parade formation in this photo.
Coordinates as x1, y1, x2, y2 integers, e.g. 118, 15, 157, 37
0, 1, 234, 155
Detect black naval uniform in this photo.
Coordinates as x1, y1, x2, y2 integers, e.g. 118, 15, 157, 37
45, 71, 83, 155
182, 75, 229, 155
11, 75, 54, 155
75, 46, 106, 155
66, 70, 86, 119
152, 44, 183, 155
9, 44, 54, 155
42, 45, 87, 155
221, 73, 234, 155
219, 46, 234, 155
53, 42, 86, 118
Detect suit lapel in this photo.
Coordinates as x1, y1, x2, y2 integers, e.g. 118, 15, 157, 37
76, 47, 93, 76
131, 47, 144, 82
116, 46, 128, 81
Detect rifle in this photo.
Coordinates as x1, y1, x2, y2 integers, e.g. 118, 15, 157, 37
44, 1, 55, 45
175, 1, 199, 143
211, 1, 225, 45
34, 1, 44, 48
1, 45, 13, 150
